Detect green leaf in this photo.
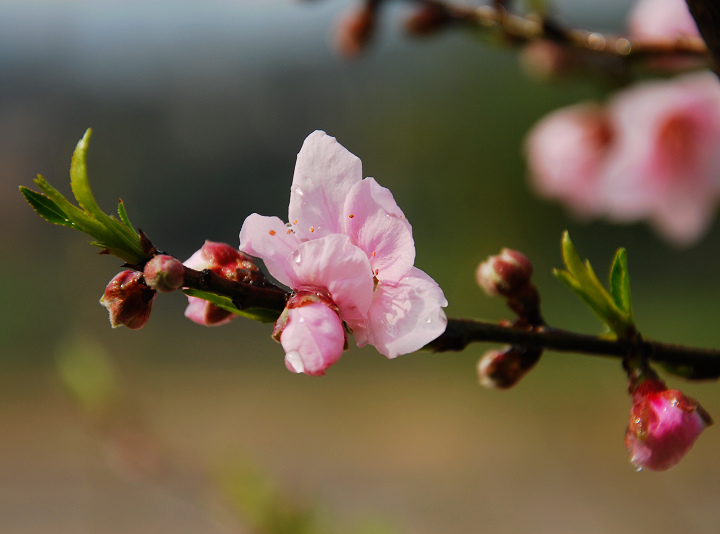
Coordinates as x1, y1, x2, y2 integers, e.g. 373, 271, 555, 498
182, 288, 280, 323
609, 248, 633, 319
117, 199, 138, 236
19, 186, 74, 227
555, 232, 635, 338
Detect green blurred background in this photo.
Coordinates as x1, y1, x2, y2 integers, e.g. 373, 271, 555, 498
4, 1, 720, 532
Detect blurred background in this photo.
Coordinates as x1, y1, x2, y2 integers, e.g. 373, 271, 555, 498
3, 0, 720, 533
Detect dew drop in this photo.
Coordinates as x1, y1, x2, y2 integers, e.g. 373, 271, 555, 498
285, 351, 305, 374
633, 464, 643, 472
426, 317, 433, 325
293, 252, 302, 264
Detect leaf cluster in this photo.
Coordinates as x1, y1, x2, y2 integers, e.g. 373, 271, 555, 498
19, 129, 148, 265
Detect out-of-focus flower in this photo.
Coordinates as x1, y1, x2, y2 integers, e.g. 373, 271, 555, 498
240, 131, 447, 375
100, 271, 156, 329
628, 0, 699, 39
625, 377, 712, 471
183, 241, 259, 326
525, 71, 720, 246
143, 255, 185, 293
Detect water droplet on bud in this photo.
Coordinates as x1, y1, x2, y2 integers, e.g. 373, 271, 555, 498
285, 350, 304, 374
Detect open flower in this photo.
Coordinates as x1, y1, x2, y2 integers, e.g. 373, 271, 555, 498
240, 131, 447, 375
625, 378, 712, 471
525, 72, 720, 246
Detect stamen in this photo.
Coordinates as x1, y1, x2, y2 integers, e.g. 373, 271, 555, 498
371, 251, 376, 257
374, 269, 379, 276
293, 219, 298, 225
286, 229, 292, 234
310, 226, 315, 233
349, 214, 354, 218
269, 230, 276, 236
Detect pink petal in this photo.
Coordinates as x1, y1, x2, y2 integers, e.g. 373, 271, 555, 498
288, 131, 363, 241
239, 213, 301, 287
342, 178, 415, 284
353, 267, 447, 358
287, 234, 374, 323
184, 296, 235, 326
280, 301, 346, 376
525, 103, 611, 217
629, 0, 699, 39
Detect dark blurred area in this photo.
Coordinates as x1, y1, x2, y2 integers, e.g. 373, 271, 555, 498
3, 1, 720, 533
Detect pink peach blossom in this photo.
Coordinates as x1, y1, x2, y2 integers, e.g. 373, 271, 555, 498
526, 72, 720, 245
525, 103, 612, 218
625, 378, 712, 471
240, 131, 447, 375
628, 0, 699, 39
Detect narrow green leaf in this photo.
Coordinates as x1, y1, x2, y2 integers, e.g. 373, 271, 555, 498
557, 232, 635, 338
609, 248, 633, 320
19, 187, 74, 227
117, 199, 138, 236
182, 289, 280, 323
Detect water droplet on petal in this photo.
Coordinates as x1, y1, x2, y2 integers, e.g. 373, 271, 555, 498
633, 464, 643, 472
285, 350, 304, 374
293, 251, 302, 264
426, 317, 433, 325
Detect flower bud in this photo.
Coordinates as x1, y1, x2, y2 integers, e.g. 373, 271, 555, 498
183, 241, 258, 326
476, 248, 534, 298
405, 3, 452, 36
100, 271, 156, 329
625, 378, 713, 471
477, 345, 542, 389
336, 5, 376, 57
273, 291, 347, 377
143, 255, 185, 293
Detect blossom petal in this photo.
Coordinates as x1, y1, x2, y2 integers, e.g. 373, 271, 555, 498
239, 213, 301, 287
353, 267, 447, 358
280, 301, 346, 376
184, 296, 235, 326
343, 178, 415, 283
288, 131, 363, 240
287, 234, 374, 323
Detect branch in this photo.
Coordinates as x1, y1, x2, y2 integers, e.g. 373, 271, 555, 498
173, 263, 720, 380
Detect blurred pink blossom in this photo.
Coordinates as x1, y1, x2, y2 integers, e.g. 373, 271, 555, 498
240, 131, 447, 375
625, 378, 712, 471
628, 0, 699, 39
525, 72, 720, 245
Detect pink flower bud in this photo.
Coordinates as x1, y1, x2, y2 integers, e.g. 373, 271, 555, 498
477, 346, 542, 389
143, 255, 185, 293
100, 271, 156, 329
182, 241, 258, 326
476, 249, 534, 298
273, 292, 347, 377
625, 378, 713, 471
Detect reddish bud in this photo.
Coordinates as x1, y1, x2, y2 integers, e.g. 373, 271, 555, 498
182, 241, 259, 327
405, 4, 452, 36
625, 378, 713, 471
336, 6, 376, 57
143, 255, 185, 293
476, 248, 534, 298
477, 345, 542, 389
100, 271, 156, 329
